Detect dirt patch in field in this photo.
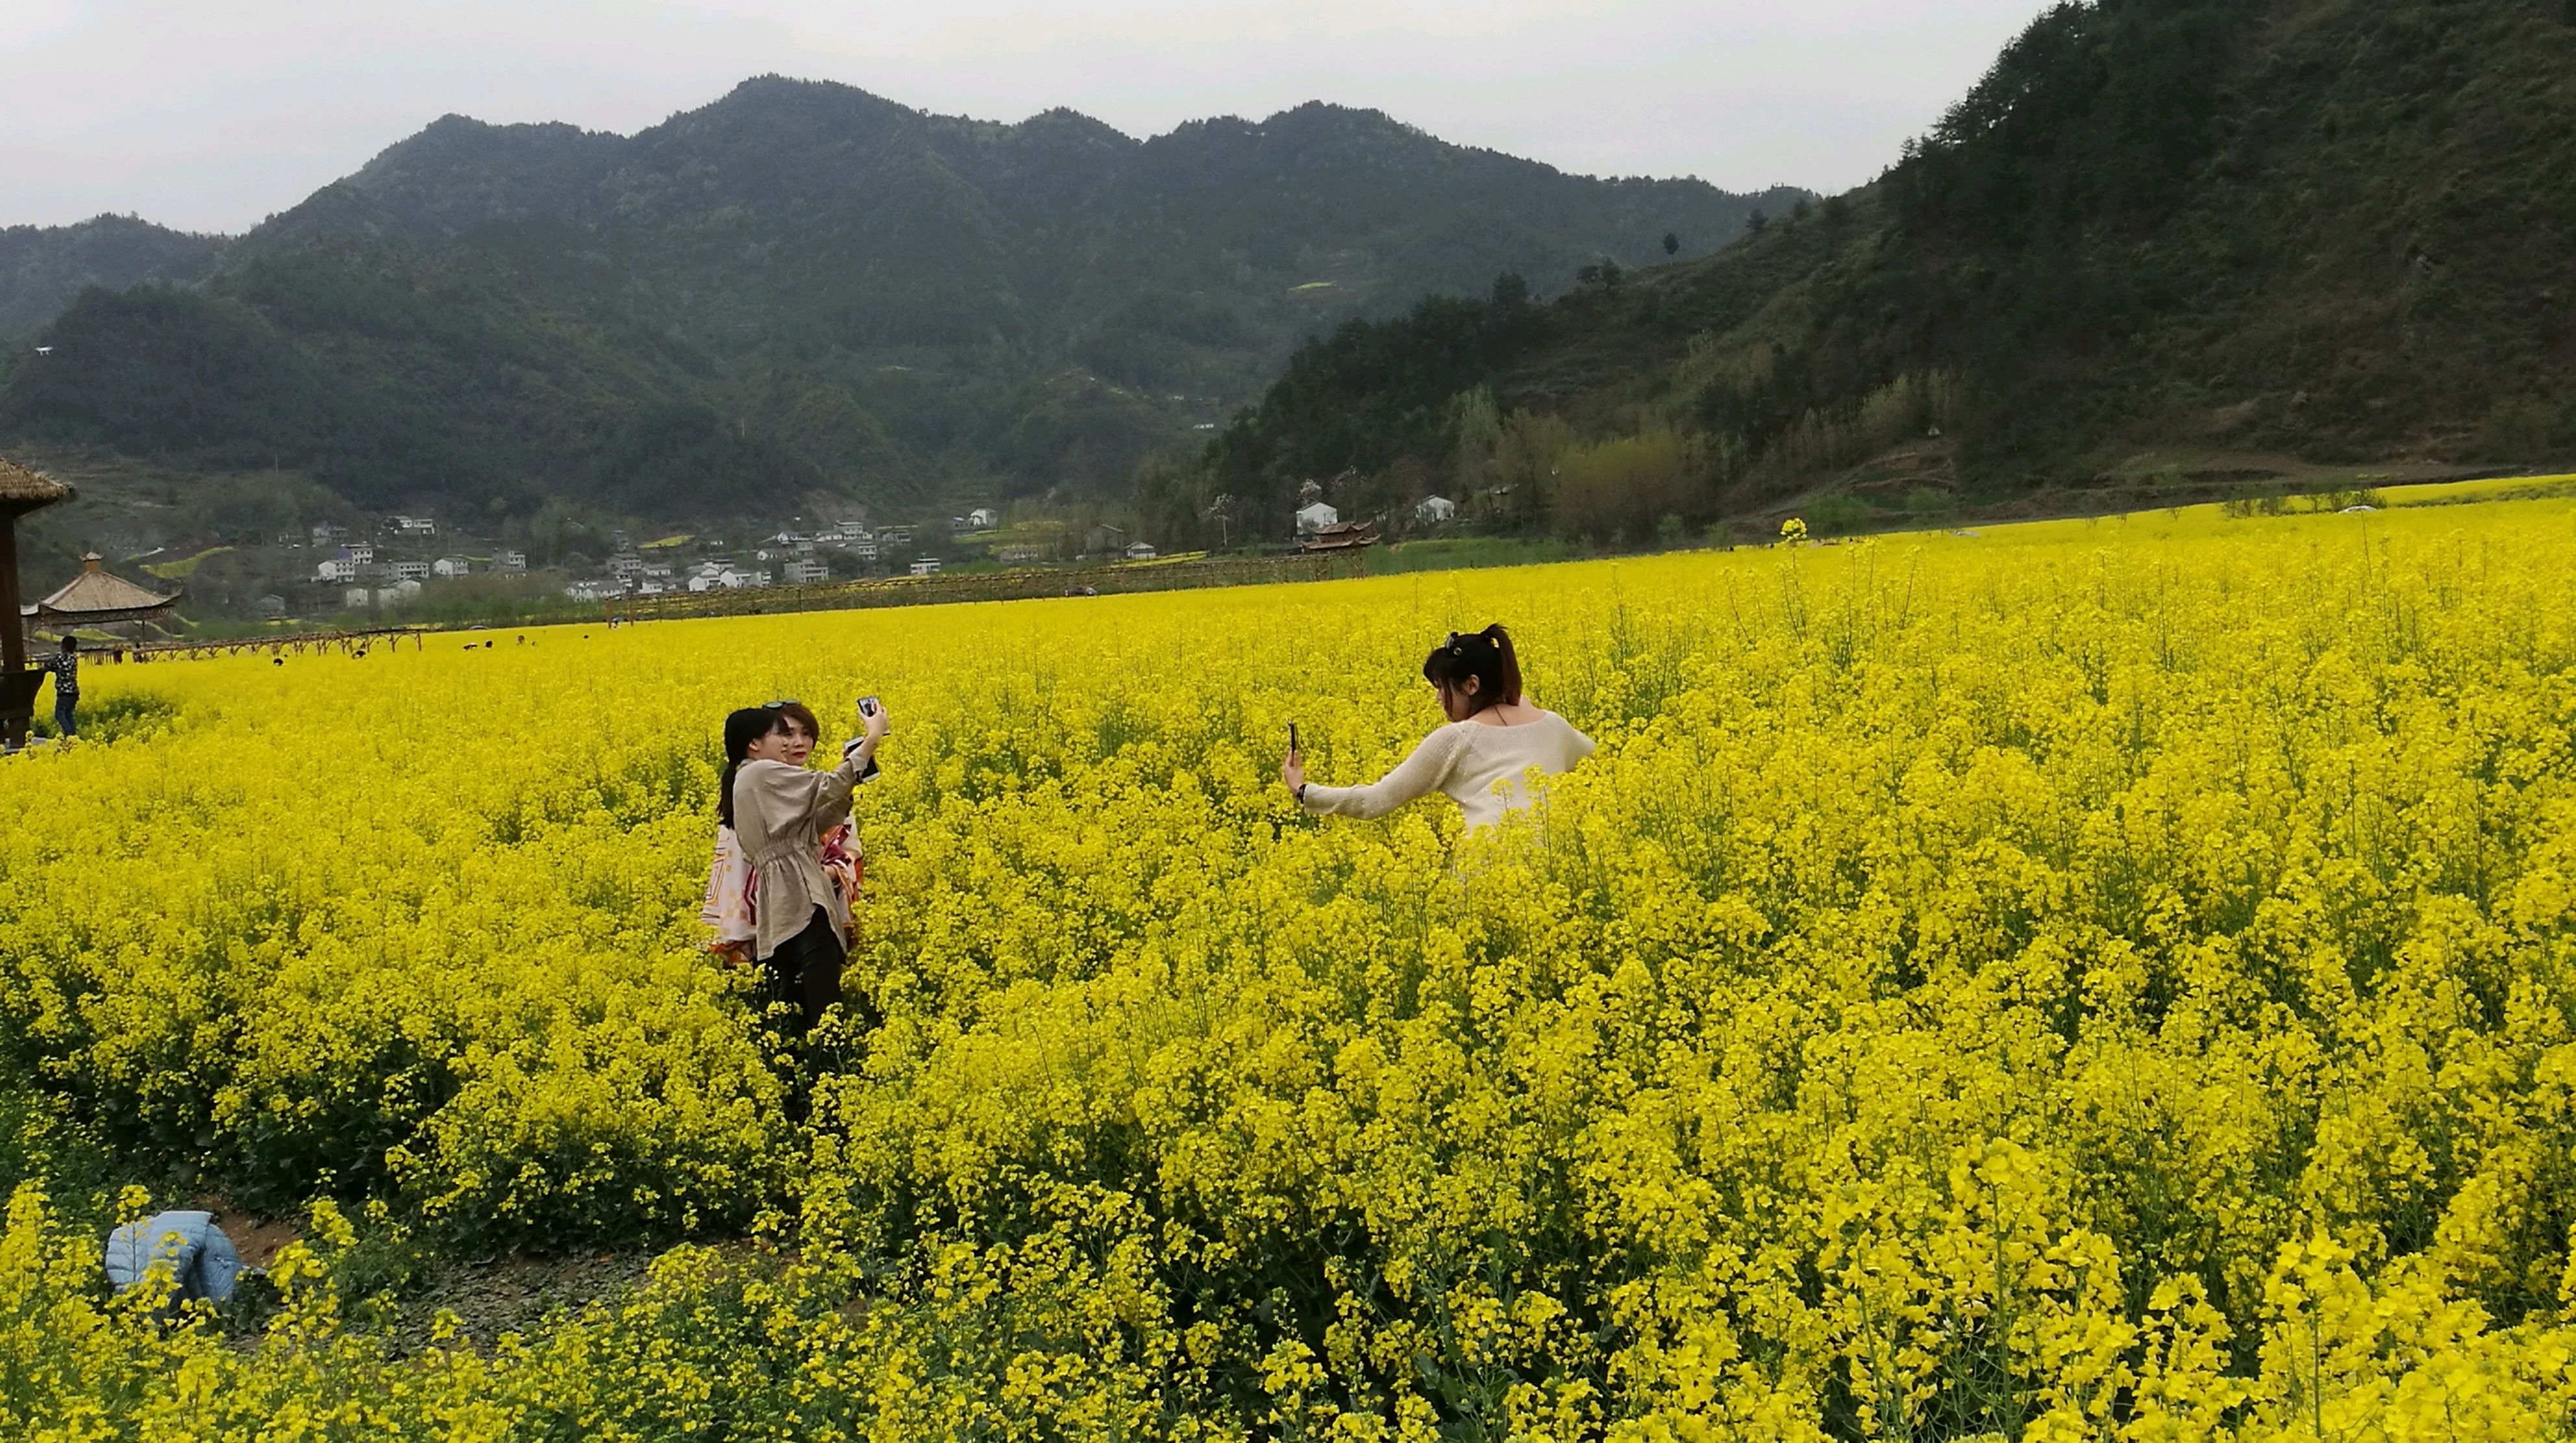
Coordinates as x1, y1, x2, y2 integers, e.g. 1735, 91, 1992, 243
392, 1251, 662, 1351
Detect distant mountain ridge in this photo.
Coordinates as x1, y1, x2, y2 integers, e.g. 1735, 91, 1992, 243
1177, 0, 2576, 543
0, 77, 1806, 518
0, 216, 223, 340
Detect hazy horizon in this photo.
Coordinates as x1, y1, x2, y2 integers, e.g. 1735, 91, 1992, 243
4, 0, 2053, 235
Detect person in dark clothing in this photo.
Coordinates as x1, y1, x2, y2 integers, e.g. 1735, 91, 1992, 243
44, 636, 79, 738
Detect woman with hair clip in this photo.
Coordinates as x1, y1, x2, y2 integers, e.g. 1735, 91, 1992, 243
1281, 624, 1593, 831
708, 698, 889, 1038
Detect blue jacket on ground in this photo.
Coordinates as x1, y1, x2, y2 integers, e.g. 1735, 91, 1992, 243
103, 1211, 243, 1304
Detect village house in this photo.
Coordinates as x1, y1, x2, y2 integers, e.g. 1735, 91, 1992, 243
1415, 495, 1457, 524
686, 562, 769, 592
257, 594, 288, 618
1295, 501, 1339, 535
966, 507, 1001, 530
386, 515, 437, 538
492, 549, 527, 574
1125, 541, 1159, 561
997, 544, 1045, 565
432, 557, 473, 579
390, 560, 432, 583
781, 558, 830, 584
908, 558, 942, 576
316, 550, 360, 583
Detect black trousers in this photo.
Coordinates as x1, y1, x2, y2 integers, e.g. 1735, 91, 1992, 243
762, 906, 845, 1037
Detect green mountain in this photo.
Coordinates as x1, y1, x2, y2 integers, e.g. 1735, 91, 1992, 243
1181, 0, 2576, 542
0, 215, 223, 340
0, 77, 1804, 520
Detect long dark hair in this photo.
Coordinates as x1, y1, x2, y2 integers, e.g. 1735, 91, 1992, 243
718, 701, 821, 828
1422, 625, 1521, 714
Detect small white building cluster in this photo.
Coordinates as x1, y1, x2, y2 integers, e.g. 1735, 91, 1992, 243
686, 561, 773, 592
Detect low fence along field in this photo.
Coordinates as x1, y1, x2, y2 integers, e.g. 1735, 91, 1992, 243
1, 497, 2570, 1437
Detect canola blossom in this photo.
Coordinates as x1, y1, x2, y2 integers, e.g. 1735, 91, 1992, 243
2, 498, 2574, 1438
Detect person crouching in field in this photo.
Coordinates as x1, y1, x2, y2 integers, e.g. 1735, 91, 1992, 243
1282, 624, 1593, 831
706, 699, 888, 1039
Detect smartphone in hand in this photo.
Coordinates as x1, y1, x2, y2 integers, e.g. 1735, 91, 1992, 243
1287, 721, 1300, 757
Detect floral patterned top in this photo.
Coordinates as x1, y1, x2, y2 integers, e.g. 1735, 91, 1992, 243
701, 820, 863, 963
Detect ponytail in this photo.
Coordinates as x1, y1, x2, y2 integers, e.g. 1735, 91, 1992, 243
1421, 624, 1521, 712
718, 757, 744, 829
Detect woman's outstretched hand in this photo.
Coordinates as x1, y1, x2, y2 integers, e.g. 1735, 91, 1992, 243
862, 701, 892, 742
1281, 749, 1304, 796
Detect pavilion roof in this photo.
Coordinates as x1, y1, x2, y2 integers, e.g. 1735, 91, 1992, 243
29, 554, 180, 622
0, 456, 71, 516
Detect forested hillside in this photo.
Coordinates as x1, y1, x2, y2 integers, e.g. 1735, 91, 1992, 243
0, 215, 222, 340
0, 78, 1801, 520
1173, 0, 2576, 543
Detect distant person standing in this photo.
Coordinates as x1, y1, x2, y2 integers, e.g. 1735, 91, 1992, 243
43, 636, 78, 738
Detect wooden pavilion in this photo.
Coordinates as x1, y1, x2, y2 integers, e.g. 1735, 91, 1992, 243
1, 455, 72, 749
29, 553, 182, 642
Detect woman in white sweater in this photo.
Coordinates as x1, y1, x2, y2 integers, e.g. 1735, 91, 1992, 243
1282, 625, 1593, 832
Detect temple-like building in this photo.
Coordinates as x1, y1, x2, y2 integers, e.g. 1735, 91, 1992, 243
27, 553, 182, 640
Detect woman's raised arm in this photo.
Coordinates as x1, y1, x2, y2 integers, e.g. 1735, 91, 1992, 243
1300, 725, 1467, 821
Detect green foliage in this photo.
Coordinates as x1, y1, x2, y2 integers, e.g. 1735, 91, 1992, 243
1553, 428, 1697, 541
1200, 0, 2576, 534
1360, 535, 1573, 573
1205, 276, 1547, 520
0, 216, 221, 340
1798, 493, 1877, 536
2479, 397, 2566, 462
0, 81, 1800, 518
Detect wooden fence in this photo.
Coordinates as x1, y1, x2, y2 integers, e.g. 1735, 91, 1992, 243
113, 627, 430, 662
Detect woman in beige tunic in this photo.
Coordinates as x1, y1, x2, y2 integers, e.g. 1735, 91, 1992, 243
1282, 624, 1593, 833
718, 699, 890, 1035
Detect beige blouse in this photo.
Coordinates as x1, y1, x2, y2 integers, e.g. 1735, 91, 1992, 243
731, 755, 864, 960
1301, 710, 1595, 832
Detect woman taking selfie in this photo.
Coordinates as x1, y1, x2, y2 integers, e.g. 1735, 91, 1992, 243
1282, 624, 1592, 831
713, 698, 889, 1036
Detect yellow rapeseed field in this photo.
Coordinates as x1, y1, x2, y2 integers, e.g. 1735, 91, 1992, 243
3, 497, 2574, 1439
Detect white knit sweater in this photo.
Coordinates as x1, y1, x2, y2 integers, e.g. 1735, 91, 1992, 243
1300, 711, 1595, 831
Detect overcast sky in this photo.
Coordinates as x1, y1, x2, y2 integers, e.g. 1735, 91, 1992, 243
5, 0, 2052, 235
